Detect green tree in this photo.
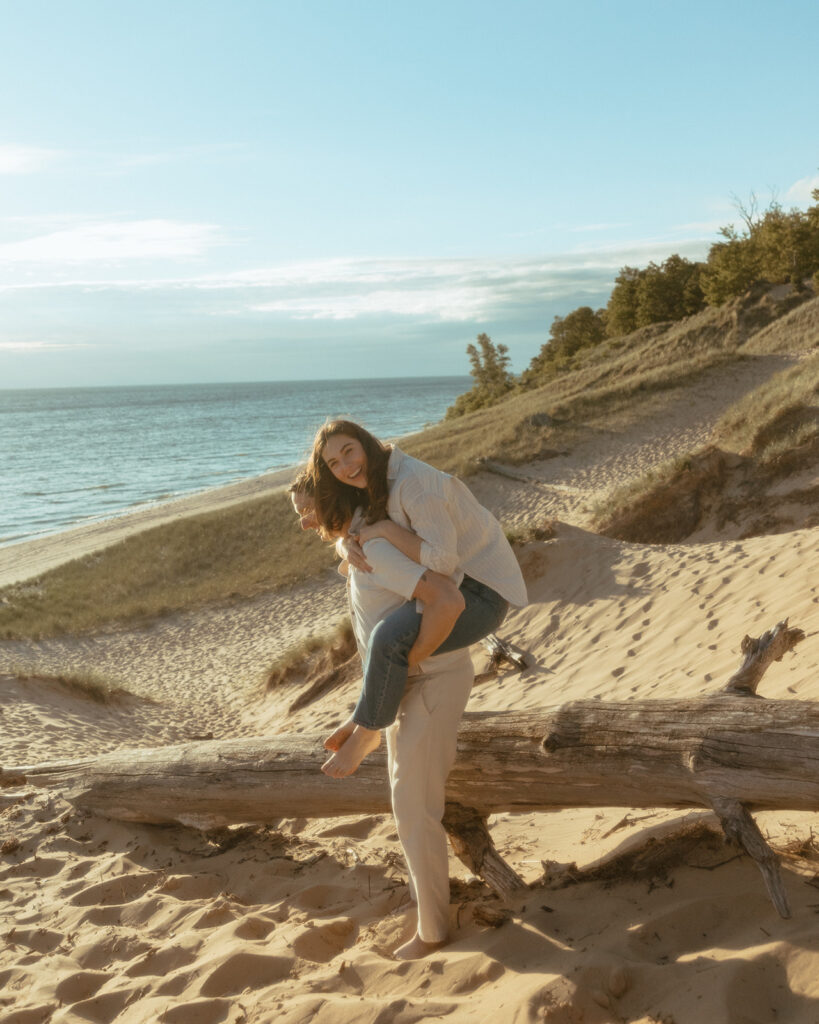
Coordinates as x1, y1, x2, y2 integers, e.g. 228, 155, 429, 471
605, 266, 641, 336
446, 333, 514, 417
467, 333, 513, 396
521, 306, 606, 387
701, 228, 761, 305
702, 191, 819, 303
549, 306, 606, 357
755, 204, 819, 288
635, 255, 706, 327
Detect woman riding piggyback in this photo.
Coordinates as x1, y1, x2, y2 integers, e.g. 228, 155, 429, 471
306, 420, 527, 773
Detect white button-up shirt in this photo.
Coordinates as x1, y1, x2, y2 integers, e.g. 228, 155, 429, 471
385, 448, 528, 607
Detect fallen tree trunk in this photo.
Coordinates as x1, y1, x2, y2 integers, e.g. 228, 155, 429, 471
1, 621, 808, 913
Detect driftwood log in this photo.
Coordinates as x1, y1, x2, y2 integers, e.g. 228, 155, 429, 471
1, 621, 808, 913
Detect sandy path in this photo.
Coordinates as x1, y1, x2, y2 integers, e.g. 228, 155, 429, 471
469, 352, 797, 527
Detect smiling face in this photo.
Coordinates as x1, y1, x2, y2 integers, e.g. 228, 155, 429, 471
290, 490, 319, 532
321, 434, 369, 489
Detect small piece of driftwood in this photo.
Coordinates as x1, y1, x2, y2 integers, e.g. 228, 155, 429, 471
1, 622, 806, 913
720, 619, 806, 696
481, 633, 528, 671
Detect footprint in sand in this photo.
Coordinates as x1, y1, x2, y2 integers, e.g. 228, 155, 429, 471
290, 882, 355, 913
3, 927, 64, 955
54, 970, 110, 1004
292, 916, 357, 963
1, 1001, 60, 1023
157, 873, 224, 901
191, 900, 238, 931
199, 951, 291, 997
69, 870, 164, 907
443, 958, 506, 995
126, 942, 199, 979
155, 968, 200, 998
231, 914, 277, 941
73, 933, 152, 970
159, 998, 235, 1024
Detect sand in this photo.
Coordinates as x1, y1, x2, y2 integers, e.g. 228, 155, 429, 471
2, 360, 818, 1023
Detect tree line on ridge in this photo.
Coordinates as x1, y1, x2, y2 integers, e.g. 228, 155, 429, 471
448, 188, 819, 418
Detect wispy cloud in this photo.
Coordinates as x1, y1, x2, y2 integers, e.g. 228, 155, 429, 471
786, 174, 819, 206
0, 219, 221, 264
670, 218, 726, 235
213, 242, 711, 321
569, 222, 631, 233
249, 285, 498, 321
0, 144, 62, 174
0, 340, 94, 351
0, 235, 714, 324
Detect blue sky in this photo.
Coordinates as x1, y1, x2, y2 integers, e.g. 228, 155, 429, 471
1, 0, 818, 388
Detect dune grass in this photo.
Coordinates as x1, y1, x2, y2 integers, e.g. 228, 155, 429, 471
0, 490, 335, 639
712, 351, 819, 461
9, 666, 138, 705
265, 617, 355, 691
593, 352, 819, 540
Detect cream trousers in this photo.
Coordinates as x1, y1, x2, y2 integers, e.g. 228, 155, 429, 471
385, 650, 474, 942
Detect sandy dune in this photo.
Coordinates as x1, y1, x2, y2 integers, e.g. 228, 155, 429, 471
2, 356, 818, 1023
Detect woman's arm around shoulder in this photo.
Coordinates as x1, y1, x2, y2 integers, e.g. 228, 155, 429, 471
389, 470, 459, 576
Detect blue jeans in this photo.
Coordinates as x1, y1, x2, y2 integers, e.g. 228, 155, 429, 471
352, 576, 509, 730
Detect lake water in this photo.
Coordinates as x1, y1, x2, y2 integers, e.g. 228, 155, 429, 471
0, 377, 470, 547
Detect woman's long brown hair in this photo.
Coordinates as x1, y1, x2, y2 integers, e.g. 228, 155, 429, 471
307, 420, 391, 537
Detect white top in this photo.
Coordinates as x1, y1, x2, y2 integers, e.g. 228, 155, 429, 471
348, 536, 469, 674
386, 448, 528, 607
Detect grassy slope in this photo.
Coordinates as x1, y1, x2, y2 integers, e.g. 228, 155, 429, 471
2, 286, 815, 639
405, 299, 749, 475
0, 490, 334, 638
593, 296, 819, 541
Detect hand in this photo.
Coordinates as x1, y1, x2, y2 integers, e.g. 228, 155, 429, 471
339, 533, 372, 573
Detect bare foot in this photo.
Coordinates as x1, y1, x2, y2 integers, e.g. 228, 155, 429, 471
321, 726, 381, 778
394, 932, 447, 960
324, 718, 356, 752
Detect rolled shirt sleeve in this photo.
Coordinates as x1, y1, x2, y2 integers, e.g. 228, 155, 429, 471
361, 538, 425, 601
394, 477, 460, 576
